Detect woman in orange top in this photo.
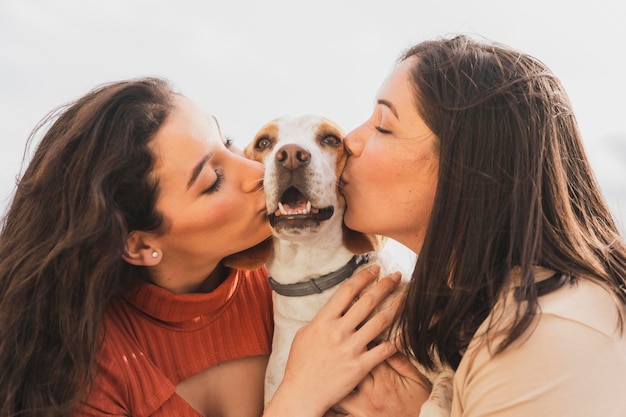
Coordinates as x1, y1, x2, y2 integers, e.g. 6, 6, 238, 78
0, 78, 401, 417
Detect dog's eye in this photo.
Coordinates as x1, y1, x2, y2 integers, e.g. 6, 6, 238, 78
320, 134, 341, 147
255, 136, 272, 151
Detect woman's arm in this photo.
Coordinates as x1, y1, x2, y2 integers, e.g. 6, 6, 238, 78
263, 265, 402, 417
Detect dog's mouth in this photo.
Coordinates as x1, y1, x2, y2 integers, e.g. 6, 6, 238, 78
268, 186, 334, 227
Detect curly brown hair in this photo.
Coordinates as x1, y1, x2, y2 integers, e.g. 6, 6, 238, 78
0, 77, 174, 416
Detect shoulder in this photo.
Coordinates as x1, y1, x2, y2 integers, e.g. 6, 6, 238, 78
453, 279, 626, 416
78, 298, 175, 416
540, 278, 623, 337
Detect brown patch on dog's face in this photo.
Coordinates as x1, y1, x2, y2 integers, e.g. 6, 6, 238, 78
244, 121, 280, 163
314, 117, 348, 210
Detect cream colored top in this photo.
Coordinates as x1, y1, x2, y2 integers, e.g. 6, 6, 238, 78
452, 276, 626, 417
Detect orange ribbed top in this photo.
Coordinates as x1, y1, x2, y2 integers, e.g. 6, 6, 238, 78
77, 267, 273, 416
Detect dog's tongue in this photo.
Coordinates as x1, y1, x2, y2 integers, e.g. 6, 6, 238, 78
283, 202, 307, 212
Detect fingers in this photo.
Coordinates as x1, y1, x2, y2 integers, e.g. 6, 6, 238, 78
336, 354, 432, 417
341, 270, 401, 323
317, 264, 382, 320
386, 352, 415, 373
342, 271, 402, 343
358, 339, 398, 372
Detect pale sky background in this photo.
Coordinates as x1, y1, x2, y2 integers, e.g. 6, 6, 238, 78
1, 0, 625, 266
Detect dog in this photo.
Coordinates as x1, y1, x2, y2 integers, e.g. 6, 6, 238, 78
237, 114, 453, 416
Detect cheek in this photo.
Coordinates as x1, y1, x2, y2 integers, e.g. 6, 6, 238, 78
205, 198, 244, 229
359, 145, 398, 187
209, 195, 268, 239
170, 197, 239, 237
345, 147, 391, 213
356, 147, 424, 206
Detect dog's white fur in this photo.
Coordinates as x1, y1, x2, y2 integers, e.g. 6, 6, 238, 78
244, 115, 453, 417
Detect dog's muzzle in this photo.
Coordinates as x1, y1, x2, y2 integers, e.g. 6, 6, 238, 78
268, 144, 334, 229
268, 186, 334, 227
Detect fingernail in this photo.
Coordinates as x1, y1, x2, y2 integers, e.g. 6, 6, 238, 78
389, 271, 402, 282
367, 264, 381, 275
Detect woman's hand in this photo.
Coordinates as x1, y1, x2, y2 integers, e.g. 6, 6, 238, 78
337, 352, 431, 417
263, 265, 402, 417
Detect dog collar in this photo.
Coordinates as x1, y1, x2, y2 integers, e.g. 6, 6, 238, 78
268, 253, 371, 297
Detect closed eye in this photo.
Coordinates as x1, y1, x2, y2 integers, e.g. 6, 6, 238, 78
203, 171, 224, 194
376, 126, 392, 134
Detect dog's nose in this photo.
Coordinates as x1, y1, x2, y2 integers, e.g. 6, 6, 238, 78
275, 144, 311, 171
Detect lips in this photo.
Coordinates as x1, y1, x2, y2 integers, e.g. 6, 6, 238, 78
268, 186, 334, 227
338, 174, 349, 196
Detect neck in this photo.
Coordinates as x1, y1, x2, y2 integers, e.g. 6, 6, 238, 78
150, 261, 229, 294
197, 263, 230, 293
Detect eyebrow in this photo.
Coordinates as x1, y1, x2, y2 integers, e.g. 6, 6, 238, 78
377, 99, 399, 118
187, 154, 212, 189
211, 115, 222, 132
186, 115, 223, 189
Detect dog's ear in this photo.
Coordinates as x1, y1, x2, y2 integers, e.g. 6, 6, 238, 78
342, 223, 385, 254
228, 131, 273, 270
222, 237, 273, 270
243, 142, 256, 160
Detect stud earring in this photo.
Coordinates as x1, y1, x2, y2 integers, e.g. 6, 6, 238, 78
151, 251, 159, 258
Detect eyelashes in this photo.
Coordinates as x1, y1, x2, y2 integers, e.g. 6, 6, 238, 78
203, 171, 224, 194
202, 136, 235, 194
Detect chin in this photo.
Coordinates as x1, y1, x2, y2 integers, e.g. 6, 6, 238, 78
343, 212, 365, 233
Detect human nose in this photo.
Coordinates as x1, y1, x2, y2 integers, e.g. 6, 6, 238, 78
238, 155, 265, 193
343, 126, 365, 157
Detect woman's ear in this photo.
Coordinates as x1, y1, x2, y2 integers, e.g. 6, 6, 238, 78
122, 231, 161, 267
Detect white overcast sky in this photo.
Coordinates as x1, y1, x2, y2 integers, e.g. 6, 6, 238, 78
1, 0, 625, 238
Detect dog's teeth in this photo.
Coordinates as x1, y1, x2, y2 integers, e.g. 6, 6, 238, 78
306, 201, 311, 214
278, 202, 287, 215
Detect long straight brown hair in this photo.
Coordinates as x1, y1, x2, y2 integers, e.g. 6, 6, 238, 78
397, 35, 626, 370
0, 78, 173, 416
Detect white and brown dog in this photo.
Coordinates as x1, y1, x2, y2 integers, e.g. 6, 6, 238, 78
235, 115, 453, 417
